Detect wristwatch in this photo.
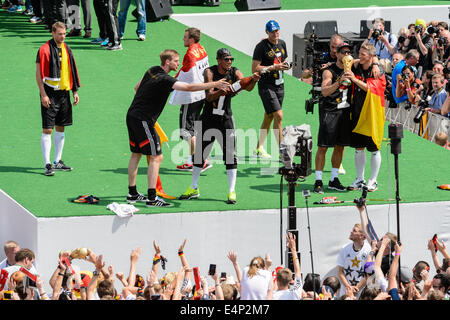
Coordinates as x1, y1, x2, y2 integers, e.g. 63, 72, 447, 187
93, 270, 99, 277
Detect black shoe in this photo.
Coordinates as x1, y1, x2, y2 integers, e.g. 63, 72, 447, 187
67, 29, 82, 37
44, 163, 54, 176
313, 180, 324, 194
53, 160, 72, 171
146, 196, 171, 207
328, 178, 346, 191
126, 192, 148, 204
83, 31, 92, 38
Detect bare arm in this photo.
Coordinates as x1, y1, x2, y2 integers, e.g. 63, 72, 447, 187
177, 239, 191, 280
172, 78, 230, 92
388, 242, 402, 291
287, 232, 301, 278
441, 95, 450, 116
428, 239, 442, 272
127, 246, 142, 287
321, 69, 341, 97
227, 250, 242, 283
36, 62, 50, 108
204, 68, 227, 102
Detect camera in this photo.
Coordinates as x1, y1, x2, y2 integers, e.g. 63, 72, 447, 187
372, 28, 382, 39
437, 37, 447, 46
427, 25, 440, 36
413, 97, 430, 123
397, 35, 406, 44
415, 25, 423, 34
354, 185, 368, 206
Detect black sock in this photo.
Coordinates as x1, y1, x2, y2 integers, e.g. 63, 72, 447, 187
128, 185, 138, 195
148, 188, 156, 201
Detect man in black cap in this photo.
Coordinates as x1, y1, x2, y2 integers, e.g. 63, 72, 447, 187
179, 48, 260, 204
313, 42, 353, 193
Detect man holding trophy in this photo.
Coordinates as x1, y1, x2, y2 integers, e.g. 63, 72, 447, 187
313, 42, 354, 194
344, 42, 386, 192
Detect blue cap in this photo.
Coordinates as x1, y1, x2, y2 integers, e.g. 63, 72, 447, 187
266, 20, 280, 33
364, 262, 375, 275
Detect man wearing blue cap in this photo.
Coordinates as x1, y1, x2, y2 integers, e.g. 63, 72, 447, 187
252, 20, 290, 158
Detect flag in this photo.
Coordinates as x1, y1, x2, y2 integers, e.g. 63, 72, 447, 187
154, 121, 168, 144
352, 74, 387, 150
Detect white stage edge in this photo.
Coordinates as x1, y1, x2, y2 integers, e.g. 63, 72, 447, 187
172, 5, 450, 75
1, 189, 449, 293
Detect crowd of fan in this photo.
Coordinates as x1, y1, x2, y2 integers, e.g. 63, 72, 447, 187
0, 230, 448, 301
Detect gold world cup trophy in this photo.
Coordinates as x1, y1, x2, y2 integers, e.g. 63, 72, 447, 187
69, 247, 89, 259
342, 55, 354, 86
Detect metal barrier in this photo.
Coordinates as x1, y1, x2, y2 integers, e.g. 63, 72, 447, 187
386, 101, 450, 142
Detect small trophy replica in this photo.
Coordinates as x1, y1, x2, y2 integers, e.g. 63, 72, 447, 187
70, 247, 89, 259
342, 55, 354, 86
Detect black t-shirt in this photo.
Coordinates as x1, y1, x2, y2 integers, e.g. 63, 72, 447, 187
320, 62, 351, 112
127, 66, 178, 124
252, 38, 288, 86
406, 34, 433, 69
201, 65, 238, 121
350, 64, 373, 127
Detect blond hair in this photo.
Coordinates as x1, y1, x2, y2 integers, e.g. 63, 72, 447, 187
159, 49, 179, 66
360, 42, 376, 56
247, 257, 265, 278
52, 21, 66, 32
435, 132, 449, 147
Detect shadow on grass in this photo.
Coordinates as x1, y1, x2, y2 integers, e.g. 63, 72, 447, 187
0, 166, 44, 175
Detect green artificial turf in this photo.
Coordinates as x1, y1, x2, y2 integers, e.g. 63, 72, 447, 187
0, 4, 449, 218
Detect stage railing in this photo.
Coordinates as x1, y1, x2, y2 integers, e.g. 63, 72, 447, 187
386, 101, 450, 142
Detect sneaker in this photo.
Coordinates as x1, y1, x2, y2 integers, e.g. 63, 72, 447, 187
29, 16, 41, 23
367, 180, 378, 192
146, 196, 171, 207
201, 160, 212, 173
105, 43, 122, 51
253, 147, 271, 159
176, 162, 193, 171
23, 9, 33, 15
126, 192, 148, 204
8, 5, 20, 12
52, 160, 72, 171
44, 163, 54, 176
67, 29, 82, 37
179, 186, 200, 200
83, 31, 92, 38
347, 178, 365, 191
227, 191, 236, 204
91, 37, 105, 44
137, 34, 146, 41
328, 178, 346, 191
313, 180, 324, 194
100, 38, 110, 46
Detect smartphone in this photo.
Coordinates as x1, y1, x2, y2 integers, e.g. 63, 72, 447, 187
25, 277, 37, 289
432, 234, 438, 252
208, 264, 216, 276
3, 291, 12, 299
221, 272, 227, 279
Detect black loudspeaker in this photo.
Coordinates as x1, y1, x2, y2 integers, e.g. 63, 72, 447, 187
360, 20, 391, 38
304, 21, 338, 39
133, 0, 173, 22
234, 0, 281, 11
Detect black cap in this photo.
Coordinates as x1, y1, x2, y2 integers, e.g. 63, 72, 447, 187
336, 42, 352, 53
216, 48, 232, 59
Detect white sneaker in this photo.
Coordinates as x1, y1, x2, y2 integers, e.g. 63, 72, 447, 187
367, 180, 378, 192
347, 178, 365, 191
138, 34, 146, 41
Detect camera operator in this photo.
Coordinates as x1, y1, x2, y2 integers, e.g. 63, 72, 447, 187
395, 64, 423, 105
391, 49, 420, 108
313, 42, 354, 194
367, 18, 397, 61
405, 19, 434, 75
425, 73, 448, 114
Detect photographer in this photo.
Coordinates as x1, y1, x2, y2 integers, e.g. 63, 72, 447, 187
367, 18, 397, 61
391, 49, 420, 107
405, 19, 433, 75
395, 64, 422, 105
431, 22, 450, 63
425, 73, 448, 114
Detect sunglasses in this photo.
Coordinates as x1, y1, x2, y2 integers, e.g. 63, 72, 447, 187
341, 50, 351, 55
223, 57, 234, 62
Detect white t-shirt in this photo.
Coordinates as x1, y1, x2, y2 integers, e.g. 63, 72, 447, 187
337, 242, 371, 296
273, 277, 303, 300
240, 267, 272, 300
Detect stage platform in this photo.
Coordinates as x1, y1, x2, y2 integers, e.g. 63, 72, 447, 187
1, 3, 450, 292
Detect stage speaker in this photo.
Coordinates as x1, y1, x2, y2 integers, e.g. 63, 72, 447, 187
234, 0, 281, 11
359, 20, 391, 38
133, 0, 173, 22
304, 21, 338, 39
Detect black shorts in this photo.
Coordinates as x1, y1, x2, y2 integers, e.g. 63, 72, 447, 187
179, 100, 205, 140
41, 86, 72, 129
317, 107, 351, 147
126, 114, 162, 156
193, 116, 237, 170
350, 132, 379, 152
258, 83, 284, 114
